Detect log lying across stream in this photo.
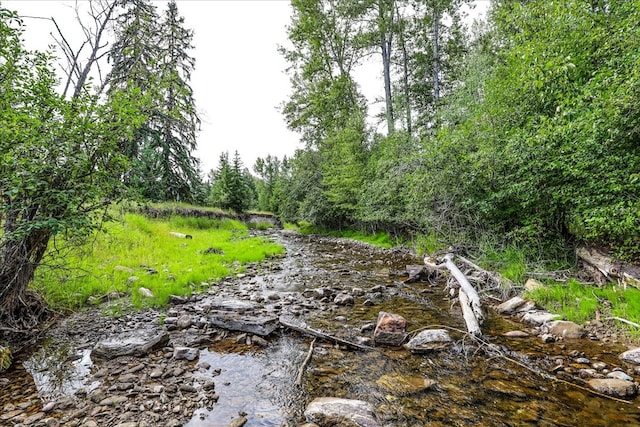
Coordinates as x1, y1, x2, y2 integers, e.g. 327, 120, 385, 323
425, 253, 484, 337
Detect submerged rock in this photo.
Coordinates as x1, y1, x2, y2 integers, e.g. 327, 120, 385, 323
404, 329, 452, 352
93, 328, 169, 359
376, 373, 437, 396
587, 378, 637, 398
373, 312, 407, 347
304, 397, 380, 427
545, 320, 586, 339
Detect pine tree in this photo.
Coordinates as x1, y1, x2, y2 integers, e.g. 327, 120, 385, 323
105, 0, 201, 202
155, 0, 202, 202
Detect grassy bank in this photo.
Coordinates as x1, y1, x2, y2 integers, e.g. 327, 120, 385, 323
31, 213, 284, 312
287, 222, 399, 248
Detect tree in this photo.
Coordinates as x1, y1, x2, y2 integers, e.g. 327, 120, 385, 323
209, 151, 252, 213
105, 0, 201, 202
0, 8, 144, 326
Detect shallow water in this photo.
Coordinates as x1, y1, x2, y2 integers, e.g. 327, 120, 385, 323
3, 231, 640, 426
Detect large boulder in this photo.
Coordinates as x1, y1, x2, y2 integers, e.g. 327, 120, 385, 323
373, 312, 407, 347
304, 397, 380, 427
93, 328, 169, 359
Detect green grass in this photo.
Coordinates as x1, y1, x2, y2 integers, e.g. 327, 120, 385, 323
31, 213, 284, 311
287, 222, 397, 248
526, 279, 640, 326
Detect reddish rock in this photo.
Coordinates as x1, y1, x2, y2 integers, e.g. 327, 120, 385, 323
373, 312, 407, 347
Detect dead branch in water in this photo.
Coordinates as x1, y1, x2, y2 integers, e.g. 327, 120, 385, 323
279, 316, 373, 351
295, 338, 316, 386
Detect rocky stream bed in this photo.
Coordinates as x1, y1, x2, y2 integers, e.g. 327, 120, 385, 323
2, 230, 640, 426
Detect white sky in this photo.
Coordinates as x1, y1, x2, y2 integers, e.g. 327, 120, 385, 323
6, 0, 489, 176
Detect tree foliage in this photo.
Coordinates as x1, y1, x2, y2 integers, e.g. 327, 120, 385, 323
0, 7, 145, 323
276, 0, 640, 259
106, 0, 201, 203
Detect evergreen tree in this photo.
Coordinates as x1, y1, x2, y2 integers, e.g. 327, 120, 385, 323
209, 151, 251, 213
105, 0, 201, 202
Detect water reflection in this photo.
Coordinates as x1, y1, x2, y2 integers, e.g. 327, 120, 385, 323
186, 337, 303, 427
23, 342, 99, 399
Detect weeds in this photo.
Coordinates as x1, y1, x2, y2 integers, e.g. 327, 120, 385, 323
31, 213, 284, 312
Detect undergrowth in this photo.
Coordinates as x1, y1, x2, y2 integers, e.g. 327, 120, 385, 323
526, 279, 640, 329
288, 221, 398, 248
31, 213, 284, 312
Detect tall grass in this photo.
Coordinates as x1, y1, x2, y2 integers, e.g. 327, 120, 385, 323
31, 213, 284, 311
527, 279, 640, 326
288, 221, 398, 248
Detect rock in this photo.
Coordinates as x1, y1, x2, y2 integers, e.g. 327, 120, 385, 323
334, 293, 354, 305
620, 348, 640, 365
209, 311, 278, 336
495, 296, 527, 314
228, 416, 248, 427
173, 347, 199, 361
177, 314, 193, 329
404, 329, 452, 352
251, 336, 269, 347
522, 311, 560, 326
502, 330, 529, 338
373, 312, 407, 347
139, 287, 154, 298
93, 328, 169, 359
524, 278, 544, 292
545, 320, 586, 339
114, 265, 134, 273
607, 371, 634, 382
376, 374, 437, 396
587, 378, 637, 398
99, 395, 128, 406
304, 397, 380, 427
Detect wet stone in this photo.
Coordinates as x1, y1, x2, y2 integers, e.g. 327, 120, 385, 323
376, 374, 437, 396
620, 348, 640, 365
208, 311, 278, 336
304, 397, 380, 427
334, 292, 354, 306
587, 378, 637, 398
522, 311, 560, 326
502, 330, 529, 338
93, 328, 170, 359
373, 312, 407, 347
404, 329, 452, 353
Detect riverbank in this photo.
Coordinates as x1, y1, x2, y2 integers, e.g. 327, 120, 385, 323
2, 231, 640, 426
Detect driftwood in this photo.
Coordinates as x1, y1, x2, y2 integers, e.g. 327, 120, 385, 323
295, 338, 316, 386
425, 253, 483, 337
577, 247, 640, 288
279, 316, 373, 351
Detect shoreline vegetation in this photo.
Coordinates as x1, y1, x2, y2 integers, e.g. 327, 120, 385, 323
24, 204, 640, 345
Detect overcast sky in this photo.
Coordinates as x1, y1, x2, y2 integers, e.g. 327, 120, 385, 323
7, 0, 488, 176
8, 0, 302, 175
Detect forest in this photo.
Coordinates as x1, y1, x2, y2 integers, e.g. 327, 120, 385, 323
1, 0, 639, 325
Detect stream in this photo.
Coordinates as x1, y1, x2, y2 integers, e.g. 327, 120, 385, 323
2, 230, 640, 426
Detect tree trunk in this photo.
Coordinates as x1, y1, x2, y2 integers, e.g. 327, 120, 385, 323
395, 1, 411, 136
577, 247, 640, 288
432, 0, 440, 104
0, 224, 51, 320
379, 1, 395, 134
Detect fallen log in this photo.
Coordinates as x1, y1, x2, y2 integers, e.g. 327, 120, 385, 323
443, 254, 484, 324
458, 288, 482, 337
577, 247, 640, 288
425, 253, 484, 337
279, 315, 373, 351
